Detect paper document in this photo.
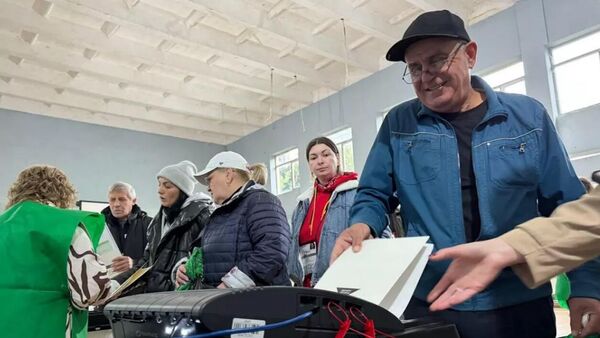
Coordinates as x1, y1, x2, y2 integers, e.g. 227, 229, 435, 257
315, 237, 433, 318
106, 265, 152, 301
96, 226, 121, 277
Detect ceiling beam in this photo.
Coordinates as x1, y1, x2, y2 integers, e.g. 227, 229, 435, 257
187, 0, 379, 72
352, 0, 370, 8
312, 18, 337, 35
32, 0, 53, 17
469, 1, 516, 23
0, 55, 269, 129
402, 0, 471, 19
388, 7, 422, 25
403, 0, 446, 11
268, 0, 291, 19
0, 16, 272, 116
0, 94, 234, 144
53, 0, 344, 89
0, 1, 311, 106
287, 0, 400, 44
0, 76, 247, 138
348, 35, 372, 50
0, 30, 283, 123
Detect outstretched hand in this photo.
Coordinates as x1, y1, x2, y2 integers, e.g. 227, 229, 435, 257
427, 238, 524, 311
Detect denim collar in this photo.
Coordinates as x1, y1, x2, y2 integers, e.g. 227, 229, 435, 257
416, 75, 508, 124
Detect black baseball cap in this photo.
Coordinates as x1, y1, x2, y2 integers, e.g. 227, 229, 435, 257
592, 169, 600, 184
386, 10, 471, 62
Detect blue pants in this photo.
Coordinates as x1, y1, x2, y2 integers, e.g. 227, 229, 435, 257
404, 296, 556, 338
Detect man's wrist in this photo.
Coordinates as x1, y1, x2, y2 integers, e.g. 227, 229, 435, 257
353, 223, 372, 239
496, 238, 525, 267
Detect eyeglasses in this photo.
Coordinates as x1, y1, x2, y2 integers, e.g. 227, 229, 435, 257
402, 42, 466, 84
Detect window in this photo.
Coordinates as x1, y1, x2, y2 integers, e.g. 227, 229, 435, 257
551, 30, 600, 113
273, 148, 300, 195
481, 61, 526, 95
327, 127, 355, 172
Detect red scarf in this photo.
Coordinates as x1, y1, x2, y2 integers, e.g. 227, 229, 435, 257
299, 172, 357, 287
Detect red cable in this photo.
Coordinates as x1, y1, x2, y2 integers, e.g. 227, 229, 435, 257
328, 302, 351, 338
327, 301, 349, 323
327, 302, 394, 338
364, 319, 376, 337
335, 318, 352, 338
349, 306, 396, 338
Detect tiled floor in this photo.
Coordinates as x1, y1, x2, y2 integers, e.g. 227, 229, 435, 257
89, 307, 573, 338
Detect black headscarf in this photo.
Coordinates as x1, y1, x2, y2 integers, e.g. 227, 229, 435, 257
163, 190, 188, 223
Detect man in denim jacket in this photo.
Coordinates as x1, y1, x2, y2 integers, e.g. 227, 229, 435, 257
331, 10, 600, 338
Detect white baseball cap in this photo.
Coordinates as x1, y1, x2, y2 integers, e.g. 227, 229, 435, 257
195, 151, 249, 185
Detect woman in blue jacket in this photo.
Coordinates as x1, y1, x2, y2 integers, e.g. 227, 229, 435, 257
176, 151, 291, 288
287, 137, 361, 287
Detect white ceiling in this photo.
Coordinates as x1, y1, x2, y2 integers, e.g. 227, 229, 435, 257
0, 0, 517, 144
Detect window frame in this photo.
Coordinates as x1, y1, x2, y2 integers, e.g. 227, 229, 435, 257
326, 127, 355, 172
272, 148, 300, 195
481, 61, 526, 95
551, 37, 600, 114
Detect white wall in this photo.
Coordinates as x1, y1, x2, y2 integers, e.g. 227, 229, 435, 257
228, 0, 600, 215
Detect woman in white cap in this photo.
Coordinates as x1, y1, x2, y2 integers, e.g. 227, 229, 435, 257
114, 160, 214, 293
176, 151, 291, 288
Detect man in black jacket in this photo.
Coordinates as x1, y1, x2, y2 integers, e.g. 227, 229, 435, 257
101, 182, 152, 273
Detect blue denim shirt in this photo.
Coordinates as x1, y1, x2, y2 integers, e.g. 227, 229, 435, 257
349, 76, 598, 311
288, 180, 358, 286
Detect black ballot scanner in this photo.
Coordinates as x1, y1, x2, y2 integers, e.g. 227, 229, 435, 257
104, 286, 460, 338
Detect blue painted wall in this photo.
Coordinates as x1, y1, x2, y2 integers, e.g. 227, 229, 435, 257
0, 109, 225, 215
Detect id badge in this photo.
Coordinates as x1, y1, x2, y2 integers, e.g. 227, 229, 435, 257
299, 242, 317, 274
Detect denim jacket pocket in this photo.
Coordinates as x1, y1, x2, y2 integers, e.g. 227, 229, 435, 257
485, 131, 540, 189
391, 133, 442, 185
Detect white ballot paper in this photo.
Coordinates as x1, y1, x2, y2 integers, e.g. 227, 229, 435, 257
315, 237, 433, 318
96, 226, 122, 277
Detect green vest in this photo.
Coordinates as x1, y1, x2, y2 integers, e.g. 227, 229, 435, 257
0, 201, 105, 338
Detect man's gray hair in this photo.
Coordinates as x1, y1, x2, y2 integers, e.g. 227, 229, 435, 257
108, 181, 137, 200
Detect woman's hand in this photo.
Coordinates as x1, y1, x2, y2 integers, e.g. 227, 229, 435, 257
175, 264, 189, 287
111, 256, 133, 273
